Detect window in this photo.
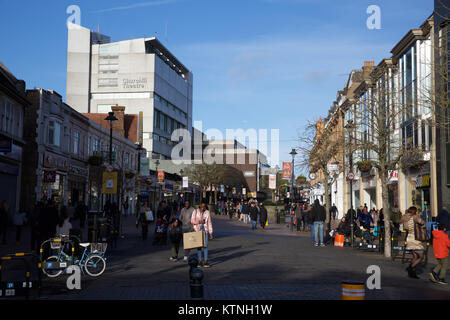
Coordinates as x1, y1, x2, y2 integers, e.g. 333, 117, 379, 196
48, 120, 61, 146
88, 136, 91, 155
1, 98, 14, 134
124, 153, 129, 167
73, 131, 79, 155
154, 110, 160, 129
98, 78, 118, 87
93, 138, 99, 153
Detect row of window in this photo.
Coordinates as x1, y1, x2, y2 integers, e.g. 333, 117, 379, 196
0, 97, 23, 138
154, 109, 186, 135
154, 93, 187, 120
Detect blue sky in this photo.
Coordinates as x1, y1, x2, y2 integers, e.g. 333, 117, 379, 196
0, 0, 434, 171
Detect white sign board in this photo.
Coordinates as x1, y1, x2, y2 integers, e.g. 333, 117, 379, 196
182, 176, 189, 188
327, 162, 339, 172
242, 188, 246, 195
269, 174, 276, 190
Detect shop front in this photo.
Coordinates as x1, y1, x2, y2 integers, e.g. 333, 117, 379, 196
414, 174, 431, 211
42, 151, 69, 206
68, 161, 88, 206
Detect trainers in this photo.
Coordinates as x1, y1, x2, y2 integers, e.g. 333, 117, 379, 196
314, 243, 319, 247
183, 256, 188, 261
429, 272, 439, 283
437, 279, 447, 285
169, 257, 177, 261
320, 243, 325, 247
203, 261, 211, 268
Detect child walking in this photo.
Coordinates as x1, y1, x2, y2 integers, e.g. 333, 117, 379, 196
429, 224, 450, 285
168, 216, 183, 261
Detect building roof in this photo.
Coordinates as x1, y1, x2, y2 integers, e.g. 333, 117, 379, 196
83, 113, 138, 143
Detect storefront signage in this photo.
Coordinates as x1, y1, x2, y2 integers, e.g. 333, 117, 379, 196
44, 152, 68, 171
69, 164, 88, 177
102, 171, 118, 194
416, 174, 430, 188
43, 170, 56, 183
244, 171, 255, 177
388, 170, 398, 182
327, 161, 339, 172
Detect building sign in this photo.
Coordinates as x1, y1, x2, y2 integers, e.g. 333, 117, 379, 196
242, 188, 246, 195
122, 78, 147, 89
416, 174, 430, 188
327, 161, 339, 172
157, 170, 165, 183
140, 157, 149, 176
69, 164, 88, 177
182, 176, 189, 188
269, 174, 276, 190
282, 162, 292, 180
44, 152, 69, 171
102, 171, 118, 194
244, 171, 255, 177
43, 170, 56, 183
0, 137, 12, 153
388, 170, 398, 182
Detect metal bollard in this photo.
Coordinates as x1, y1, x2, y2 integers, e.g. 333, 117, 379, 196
275, 208, 280, 224
188, 256, 204, 300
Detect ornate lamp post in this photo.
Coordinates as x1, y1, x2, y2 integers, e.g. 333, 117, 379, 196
289, 149, 297, 231
345, 119, 355, 247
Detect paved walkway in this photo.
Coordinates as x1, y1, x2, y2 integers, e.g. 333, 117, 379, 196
1, 214, 449, 300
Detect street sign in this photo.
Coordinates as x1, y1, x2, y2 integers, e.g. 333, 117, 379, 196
157, 170, 165, 183
182, 176, 188, 188
282, 162, 292, 179
347, 172, 355, 181
327, 161, 339, 172
309, 172, 316, 180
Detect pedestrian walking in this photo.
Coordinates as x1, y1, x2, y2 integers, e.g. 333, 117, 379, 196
13, 207, 27, 245
138, 202, 151, 240
0, 200, 9, 244
180, 200, 195, 261
295, 202, 303, 231
304, 205, 315, 243
123, 197, 129, 216
249, 202, 259, 230
429, 224, 450, 285
242, 201, 250, 224
259, 203, 268, 229
191, 201, 213, 268
311, 199, 326, 247
330, 203, 338, 220
168, 216, 183, 261
401, 206, 426, 279
56, 208, 72, 237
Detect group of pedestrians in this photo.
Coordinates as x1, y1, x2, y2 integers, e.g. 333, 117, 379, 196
216, 199, 268, 230
135, 198, 214, 268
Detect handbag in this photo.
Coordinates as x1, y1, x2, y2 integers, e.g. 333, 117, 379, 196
183, 230, 206, 249
413, 217, 427, 241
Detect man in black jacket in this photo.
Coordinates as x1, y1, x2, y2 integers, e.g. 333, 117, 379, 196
242, 202, 250, 224
249, 202, 259, 230
311, 199, 326, 246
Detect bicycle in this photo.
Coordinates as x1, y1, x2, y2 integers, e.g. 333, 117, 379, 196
42, 239, 107, 278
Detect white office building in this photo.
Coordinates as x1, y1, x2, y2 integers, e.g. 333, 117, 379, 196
66, 24, 193, 160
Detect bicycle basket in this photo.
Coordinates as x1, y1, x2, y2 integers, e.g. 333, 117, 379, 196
90, 243, 107, 254
50, 239, 62, 250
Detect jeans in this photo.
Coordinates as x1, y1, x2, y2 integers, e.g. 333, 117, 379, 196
244, 214, 249, 223
251, 220, 257, 229
197, 226, 209, 262
309, 224, 315, 242
314, 221, 324, 244
171, 240, 181, 258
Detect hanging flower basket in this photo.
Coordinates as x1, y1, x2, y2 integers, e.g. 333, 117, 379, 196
88, 155, 103, 166
125, 171, 135, 179
356, 161, 372, 173
297, 176, 307, 184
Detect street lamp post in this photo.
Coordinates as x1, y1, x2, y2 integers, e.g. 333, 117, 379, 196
289, 149, 297, 231
345, 120, 355, 247
155, 159, 161, 204
136, 143, 143, 216
103, 112, 118, 243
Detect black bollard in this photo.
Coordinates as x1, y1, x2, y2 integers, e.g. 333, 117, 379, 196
188, 256, 204, 300
276, 208, 280, 224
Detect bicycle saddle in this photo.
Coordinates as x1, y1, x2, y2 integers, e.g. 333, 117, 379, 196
80, 243, 90, 247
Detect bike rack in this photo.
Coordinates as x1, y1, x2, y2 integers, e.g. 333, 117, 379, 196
0, 253, 42, 300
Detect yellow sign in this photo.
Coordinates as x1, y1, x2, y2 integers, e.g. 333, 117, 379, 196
102, 171, 118, 194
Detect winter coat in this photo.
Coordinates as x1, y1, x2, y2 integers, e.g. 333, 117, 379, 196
169, 219, 183, 243
432, 229, 450, 259
359, 213, 374, 228
294, 206, 303, 220
437, 209, 450, 230
311, 201, 326, 222
180, 206, 195, 229
249, 206, 259, 221
259, 206, 268, 225
56, 220, 72, 236
191, 209, 213, 234
242, 205, 250, 215
304, 209, 314, 225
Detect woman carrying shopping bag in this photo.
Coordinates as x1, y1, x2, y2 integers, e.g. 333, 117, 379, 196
191, 201, 213, 268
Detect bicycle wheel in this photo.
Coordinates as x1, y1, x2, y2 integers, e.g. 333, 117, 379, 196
84, 255, 106, 277
42, 256, 64, 278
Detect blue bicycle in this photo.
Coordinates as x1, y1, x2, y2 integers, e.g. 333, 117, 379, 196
42, 238, 107, 278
